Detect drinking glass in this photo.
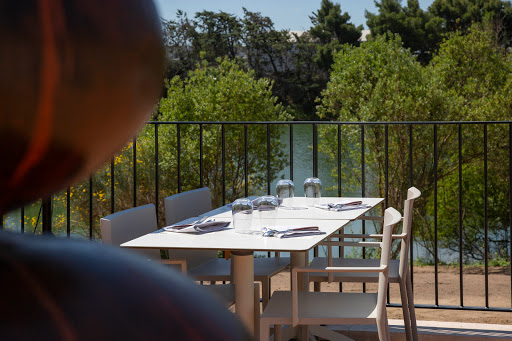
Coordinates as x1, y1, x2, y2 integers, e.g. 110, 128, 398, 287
276, 179, 294, 207
255, 195, 278, 232
304, 177, 322, 206
232, 198, 253, 234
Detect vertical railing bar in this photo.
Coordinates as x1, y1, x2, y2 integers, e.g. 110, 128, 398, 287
313, 124, 318, 257
361, 124, 366, 293
337, 124, 342, 292
66, 187, 70, 237
313, 124, 318, 178
267, 124, 271, 195
290, 124, 294, 181
338, 124, 342, 197
458, 124, 464, 307
199, 123, 203, 188
409, 124, 414, 287
89, 176, 93, 240
313, 123, 319, 258
484, 124, 489, 308
434, 124, 439, 306
222, 124, 226, 205
266, 124, 271, 257
509, 123, 512, 308
133, 136, 137, 207
385, 125, 389, 208
409, 124, 413, 187
21, 207, 25, 234
177, 124, 181, 193
19, 207, 24, 233
155, 124, 159, 221
110, 158, 115, 214
244, 124, 248, 197
312, 123, 320, 272
385, 124, 389, 303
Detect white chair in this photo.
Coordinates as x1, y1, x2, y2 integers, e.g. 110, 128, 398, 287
260, 207, 402, 341
308, 187, 421, 341
100, 203, 186, 272
164, 187, 290, 308
99, 203, 261, 336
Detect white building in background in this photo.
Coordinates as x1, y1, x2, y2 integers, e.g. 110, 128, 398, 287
359, 29, 370, 42
288, 29, 371, 43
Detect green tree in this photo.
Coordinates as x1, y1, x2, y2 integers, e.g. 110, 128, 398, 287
425, 24, 512, 261
366, 0, 443, 63
316, 35, 451, 257
158, 58, 291, 207
309, 0, 362, 71
429, 0, 512, 43
193, 10, 243, 62
161, 11, 198, 80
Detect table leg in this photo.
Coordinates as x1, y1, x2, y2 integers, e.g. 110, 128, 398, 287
290, 251, 308, 341
290, 251, 308, 291
232, 251, 255, 336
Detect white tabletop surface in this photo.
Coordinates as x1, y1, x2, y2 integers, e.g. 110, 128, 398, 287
204, 197, 383, 220
121, 217, 351, 253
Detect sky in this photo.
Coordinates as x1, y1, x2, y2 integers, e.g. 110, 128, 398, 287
154, 0, 435, 31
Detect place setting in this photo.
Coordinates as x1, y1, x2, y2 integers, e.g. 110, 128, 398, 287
231, 194, 325, 238
163, 215, 231, 234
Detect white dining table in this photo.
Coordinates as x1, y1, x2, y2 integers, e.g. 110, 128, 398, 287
121, 197, 383, 340
203, 196, 383, 220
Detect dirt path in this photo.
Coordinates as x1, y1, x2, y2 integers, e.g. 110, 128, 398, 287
269, 265, 512, 325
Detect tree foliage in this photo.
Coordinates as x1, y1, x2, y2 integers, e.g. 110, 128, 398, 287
161, 8, 325, 119
366, 0, 443, 63
158, 58, 290, 207
315, 34, 450, 256
366, 0, 512, 64
309, 0, 362, 71
423, 24, 512, 260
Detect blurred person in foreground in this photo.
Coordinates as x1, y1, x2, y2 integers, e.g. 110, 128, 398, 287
0, 1, 251, 339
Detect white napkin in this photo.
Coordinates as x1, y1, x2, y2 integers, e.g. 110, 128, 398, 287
314, 200, 371, 211
262, 225, 326, 238
163, 221, 231, 233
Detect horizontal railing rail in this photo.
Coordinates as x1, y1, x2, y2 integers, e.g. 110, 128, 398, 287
2, 120, 512, 314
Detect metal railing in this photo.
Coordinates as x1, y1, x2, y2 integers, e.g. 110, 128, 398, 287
3, 120, 512, 314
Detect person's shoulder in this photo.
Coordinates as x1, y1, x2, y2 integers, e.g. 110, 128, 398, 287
0, 231, 250, 341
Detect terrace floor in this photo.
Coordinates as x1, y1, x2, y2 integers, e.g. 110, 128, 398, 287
264, 266, 512, 340
330, 319, 512, 340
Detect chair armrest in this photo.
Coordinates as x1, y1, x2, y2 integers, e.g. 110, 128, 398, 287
320, 241, 382, 248
294, 265, 387, 274
291, 264, 387, 326
353, 216, 384, 222
159, 259, 187, 274
342, 233, 407, 240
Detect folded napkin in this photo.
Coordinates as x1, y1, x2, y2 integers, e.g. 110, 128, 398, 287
314, 200, 370, 211
262, 225, 326, 238
163, 221, 231, 233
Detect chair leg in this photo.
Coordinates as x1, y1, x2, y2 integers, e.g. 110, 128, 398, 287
273, 324, 282, 341
406, 272, 419, 341
399, 280, 413, 341
262, 278, 270, 309
376, 310, 390, 341
260, 319, 270, 341
254, 284, 260, 341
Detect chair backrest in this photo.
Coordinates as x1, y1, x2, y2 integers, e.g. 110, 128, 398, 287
165, 187, 213, 225
398, 187, 421, 278
164, 187, 218, 269
377, 207, 402, 314
100, 204, 161, 260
